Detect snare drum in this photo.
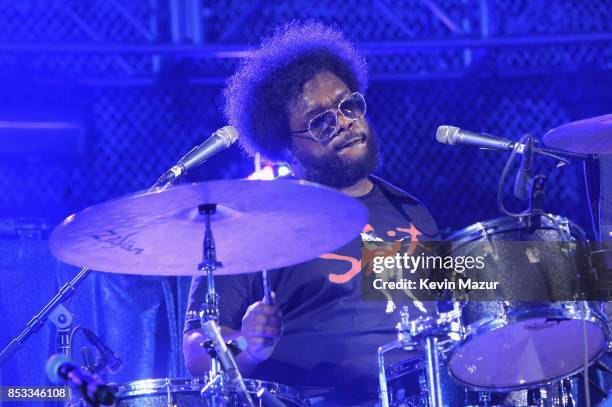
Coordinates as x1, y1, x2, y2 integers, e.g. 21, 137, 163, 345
113, 377, 310, 406
447, 215, 609, 391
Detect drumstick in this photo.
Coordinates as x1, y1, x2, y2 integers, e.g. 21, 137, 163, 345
255, 154, 274, 306
262, 269, 273, 305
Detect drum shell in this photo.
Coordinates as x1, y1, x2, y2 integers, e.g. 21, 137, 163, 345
110, 377, 310, 407
449, 215, 594, 302
446, 215, 609, 391
384, 358, 532, 406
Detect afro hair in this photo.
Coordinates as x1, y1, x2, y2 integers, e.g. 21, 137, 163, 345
223, 21, 368, 162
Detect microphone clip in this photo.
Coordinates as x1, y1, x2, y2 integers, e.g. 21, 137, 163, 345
513, 135, 536, 201
201, 339, 244, 358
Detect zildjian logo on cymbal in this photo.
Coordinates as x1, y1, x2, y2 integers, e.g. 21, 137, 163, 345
90, 230, 144, 255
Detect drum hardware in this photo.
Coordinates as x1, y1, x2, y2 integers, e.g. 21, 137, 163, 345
0, 166, 191, 405
382, 356, 581, 407
577, 371, 609, 400
165, 378, 178, 407
201, 319, 253, 405
441, 121, 609, 399
195, 205, 290, 407
39, 178, 365, 407
111, 378, 309, 407
384, 117, 612, 405
183, 203, 253, 407
196, 204, 223, 401
598, 361, 612, 375
498, 133, 546, 218
378, 303, 463, 407
202, 337, 246, 361
11, 114, 612, 404
447, 215, 609, 391
0, 161, 187, 369
0, 267, 89, 369
527, 379, 575, 407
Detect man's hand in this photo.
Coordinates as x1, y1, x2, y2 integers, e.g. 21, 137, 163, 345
241, 294, 283, 362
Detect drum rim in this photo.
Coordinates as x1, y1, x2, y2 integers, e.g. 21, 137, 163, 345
114, 377, 203, 396
447, 214, 586, 244
114, 377, 310, 404
242, 378, 309, 402
446, 302, 610, 391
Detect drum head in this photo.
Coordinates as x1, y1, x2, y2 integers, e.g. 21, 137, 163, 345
449, 317, 608, 390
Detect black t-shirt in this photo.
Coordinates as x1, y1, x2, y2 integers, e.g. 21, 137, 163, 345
185, 175, 439, 402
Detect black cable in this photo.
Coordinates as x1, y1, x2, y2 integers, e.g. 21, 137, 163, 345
68, 325, 85, 359
579, 301, 591, 406
583, 158, 600, 244
497, 134, 532, 217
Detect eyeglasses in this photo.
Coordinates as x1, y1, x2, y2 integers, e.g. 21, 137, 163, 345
291, 92, 367, 142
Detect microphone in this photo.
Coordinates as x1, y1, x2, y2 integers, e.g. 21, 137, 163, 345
513, 136, 535, 200
157, 126, 238, 185
436, 125, 523, 153
82, 328, 123, 373
46, 354, 116, 406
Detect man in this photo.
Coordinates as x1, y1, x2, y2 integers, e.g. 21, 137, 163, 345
183, 22, 439, 405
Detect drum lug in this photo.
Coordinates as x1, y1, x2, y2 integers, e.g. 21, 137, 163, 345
164, 378, 178, 407
528, 379, 575, 407
499, 302, 510, 320
561, 302, 576, 313
478, 391, 492, 406
418, 372, 428, 394
396, 303, 464, 349
397, 306, 417, 350
558, 217, 572, 239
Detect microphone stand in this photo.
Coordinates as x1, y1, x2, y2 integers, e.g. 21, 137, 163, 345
0, 169, 181, 369
1, 153, 259, 404
513, 135, 546, 215
499, 135, 567, 218
0, 267, 89, 368
530, 144, 590, 164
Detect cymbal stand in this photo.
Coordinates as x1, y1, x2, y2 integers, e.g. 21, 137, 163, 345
197, 204, 254, 407
0, 174, 182, 404
378, 303, 462, 407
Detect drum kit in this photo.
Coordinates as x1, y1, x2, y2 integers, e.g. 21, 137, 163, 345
1, 114, 611, 406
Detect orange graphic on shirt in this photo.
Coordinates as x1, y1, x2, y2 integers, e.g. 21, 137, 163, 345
325, 223, 424, 284
396, 225, 422, 255
324, 253, 361, 284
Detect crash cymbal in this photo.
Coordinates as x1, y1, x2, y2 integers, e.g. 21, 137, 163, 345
49, 179, 367, 276
543, 113, 612, 154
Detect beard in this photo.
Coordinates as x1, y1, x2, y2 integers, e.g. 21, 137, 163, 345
293, 127, 381, 189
